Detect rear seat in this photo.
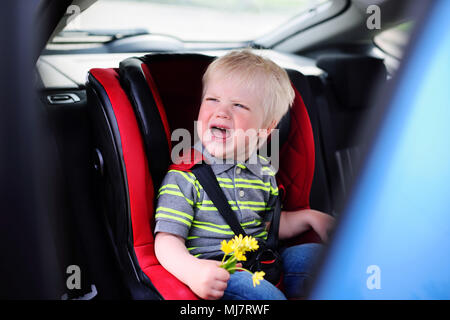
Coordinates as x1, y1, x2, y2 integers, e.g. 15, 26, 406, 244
310, 54, 388, 212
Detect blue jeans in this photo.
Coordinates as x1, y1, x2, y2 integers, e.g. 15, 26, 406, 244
221, 243, 323, 300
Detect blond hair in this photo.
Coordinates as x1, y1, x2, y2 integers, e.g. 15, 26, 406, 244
202, 49, 295, 128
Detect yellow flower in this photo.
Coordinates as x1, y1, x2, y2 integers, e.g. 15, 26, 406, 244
220, 235, 260, 267
252, 271, 265, 287
234, 249, 247, 262
231, 235, 259, 252
231, 234, 244, 251
221, 239, 233, 255
244, 236, 259, 251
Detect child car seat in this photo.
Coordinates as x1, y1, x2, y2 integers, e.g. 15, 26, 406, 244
86, 52, 320, 299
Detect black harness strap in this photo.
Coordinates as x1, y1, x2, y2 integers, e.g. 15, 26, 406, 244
191, 164, 282, 250
192, 164, 246, 236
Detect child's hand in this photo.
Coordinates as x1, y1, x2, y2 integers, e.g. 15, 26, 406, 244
308, 210, 335, 243
187, 259, 230, 300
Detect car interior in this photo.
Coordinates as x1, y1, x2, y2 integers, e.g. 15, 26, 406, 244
33, 0, 418, 299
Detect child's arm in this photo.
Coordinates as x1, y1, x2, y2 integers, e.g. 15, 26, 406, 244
279, 209, 335, 242
154, 232, 230, 300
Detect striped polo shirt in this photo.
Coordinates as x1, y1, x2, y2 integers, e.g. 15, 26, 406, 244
154, 143, 279, 260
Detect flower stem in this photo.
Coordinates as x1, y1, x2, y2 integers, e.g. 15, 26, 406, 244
228, 267, 252, 274
220, 255, 237, 270
221, 252, 230, 265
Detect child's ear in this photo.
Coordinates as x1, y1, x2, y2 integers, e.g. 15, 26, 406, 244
266, 119, 278, 136
267, 119, 278, 132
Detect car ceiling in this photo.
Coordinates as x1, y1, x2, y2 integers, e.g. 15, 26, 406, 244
270, 0, 418, 53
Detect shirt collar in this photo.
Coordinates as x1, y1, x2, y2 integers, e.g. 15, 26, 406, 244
245, 153, 269, 179
193, 141, 268, 178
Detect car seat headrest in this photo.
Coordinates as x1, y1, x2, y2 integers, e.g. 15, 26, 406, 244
140, 53, 215, 140
316, 54, 387, 110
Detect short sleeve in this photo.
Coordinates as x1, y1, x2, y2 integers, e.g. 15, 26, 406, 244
154, 170, 199, 239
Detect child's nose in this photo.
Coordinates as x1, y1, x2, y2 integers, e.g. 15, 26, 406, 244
215, 103, 231, 119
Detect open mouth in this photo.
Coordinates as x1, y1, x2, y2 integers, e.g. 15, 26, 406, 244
209, 125, 231, 140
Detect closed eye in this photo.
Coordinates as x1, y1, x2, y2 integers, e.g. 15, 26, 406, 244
234, 103, 249, 110
205, 97, 219, 102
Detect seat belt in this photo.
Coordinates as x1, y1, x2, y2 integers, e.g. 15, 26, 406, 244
191, 164, 281, 250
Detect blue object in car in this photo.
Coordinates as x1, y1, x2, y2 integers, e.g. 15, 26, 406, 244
311, 0, 450, 299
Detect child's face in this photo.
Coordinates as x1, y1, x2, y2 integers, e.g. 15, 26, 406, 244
197, 74, 270, 160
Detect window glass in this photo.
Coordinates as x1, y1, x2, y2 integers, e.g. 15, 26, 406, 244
60, 0, 333, 42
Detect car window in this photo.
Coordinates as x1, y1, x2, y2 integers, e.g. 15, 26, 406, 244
57, 0, 333, 43
374, 21, 414, 59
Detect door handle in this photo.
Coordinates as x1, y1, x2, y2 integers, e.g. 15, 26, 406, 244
47, 93, 80, 104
